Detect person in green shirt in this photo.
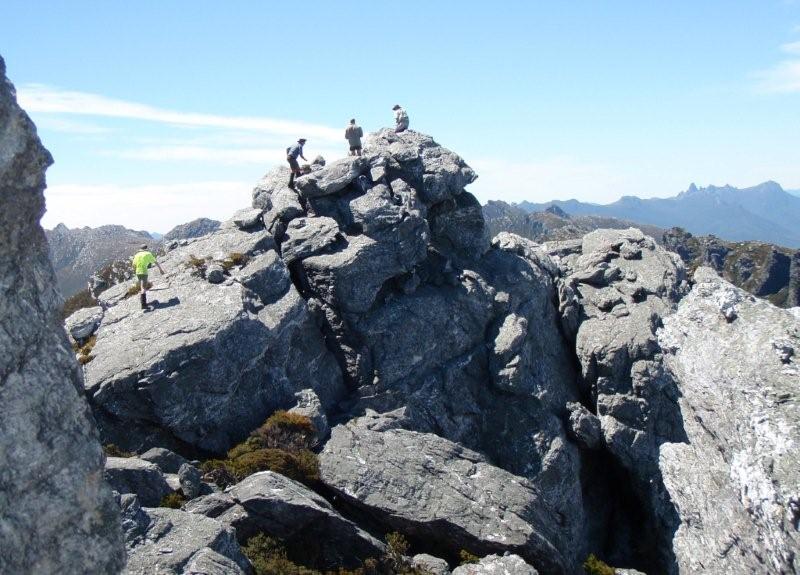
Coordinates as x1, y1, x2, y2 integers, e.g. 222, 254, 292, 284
131, 244, 165, 310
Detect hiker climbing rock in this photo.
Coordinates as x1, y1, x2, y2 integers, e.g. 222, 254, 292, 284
392, 104, 409, 133
286, 138, 307, 189
345, 118, 363, 156
132, 244, 165, 310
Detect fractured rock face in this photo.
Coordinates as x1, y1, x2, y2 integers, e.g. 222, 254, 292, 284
320, 420, 573, 574
186, 471, 384, 569
85, 226, 345, 454
658, 268, 800, 574
0, 55, 125, 574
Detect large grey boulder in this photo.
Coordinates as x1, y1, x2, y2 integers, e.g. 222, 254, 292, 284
186, 471, 384, 569
140, 446, 189, 474
64, 305, 104, 343
85, 226, 345, 454
120, 494, 251, 575
452, 554, 539, 575
0, 55, 124, 574
105, 456, 172, 506
657, 267, 800, 574
295, 156, 368, 198
319, 421, 573, 574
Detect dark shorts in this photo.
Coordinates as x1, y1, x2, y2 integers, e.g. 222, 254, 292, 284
287, 156, 300, 172
349, 145, 362, 152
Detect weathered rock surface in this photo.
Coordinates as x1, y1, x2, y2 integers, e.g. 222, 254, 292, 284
140, 446, 189, 474
120, 493, 251, 574
452, 554, 539, 575
64, 304, 104, 343
412, 554, 451, 574
663, 226, 800, 308
85, 226, 345, 453
186, 471, 384, 569
163, 217, 221, 241
320, 421, 572, 574
0, 55, 125, 574
657, 267, 800, 574
105, 456, 173, 507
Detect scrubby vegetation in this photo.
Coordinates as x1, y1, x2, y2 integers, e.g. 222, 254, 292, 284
583, 554, 615, 575
221, 251, 249, 271
242, 531, 432, 575
60, 289, 97, 321
159, 492, 187, 509
186, 254, 210, 277
73, 334, 97, 365
200, 411, 320, 488
458, 549, 479, 565
125, 281, 152, 297
103, 444, 134, 458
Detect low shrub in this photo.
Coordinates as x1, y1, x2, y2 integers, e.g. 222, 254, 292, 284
125, 282, 152, 297
458, 550, 479, 565
250, 410, 319, 452
75, 334, 97, 365
159, 492, 187, 509
104, 444, 134, 458
221, 251, 249, 271
60, 289, 97, 321
583, 554, 615, 575
201, 448, 319, 487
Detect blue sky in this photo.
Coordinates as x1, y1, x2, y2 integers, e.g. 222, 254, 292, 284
2, 1, 799, 232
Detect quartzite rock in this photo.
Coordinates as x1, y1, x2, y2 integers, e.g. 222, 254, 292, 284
186, 471, 384, 569
64, 305, 104, 343
121, 495, 251, 575
320, 421, 573, 574
0, 54, 125, 574
452, 554, 539, 575
85, 226, 345, 454
657, 267, 800, 574
105, 456, 173, 507
139, 447, 189, 474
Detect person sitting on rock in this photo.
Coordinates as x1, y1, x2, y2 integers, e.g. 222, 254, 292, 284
393, 105, 409, 133
132, 244, 165, 310
345, 118, 364, 156
286, 138, 307, 189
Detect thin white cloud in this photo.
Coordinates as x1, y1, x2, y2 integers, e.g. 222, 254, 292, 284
18, 84, 341, 143
753, 59, 800, 93
35, 117, 111, 135
109, 144, 347, 165
42, 181, 253, 232
781, 41, 800, 55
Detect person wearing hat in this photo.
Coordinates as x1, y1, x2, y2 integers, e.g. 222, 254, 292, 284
286, 138, 308, 189
344, 119, 364, 156
392, 105, 409, 133
131, 244, 165, 310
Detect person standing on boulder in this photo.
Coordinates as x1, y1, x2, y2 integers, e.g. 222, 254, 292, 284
345, 119, 363, 156
286, 138, 307, 189
393, 105, 409, 133
132, 244, 165, 310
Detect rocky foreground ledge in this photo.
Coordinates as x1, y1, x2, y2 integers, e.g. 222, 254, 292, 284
2, 50, 798, 574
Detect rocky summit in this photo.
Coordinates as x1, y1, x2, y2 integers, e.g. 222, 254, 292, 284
4, 62, 798, 573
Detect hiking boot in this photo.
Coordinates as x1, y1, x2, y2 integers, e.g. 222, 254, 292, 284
139, 293, 147, 310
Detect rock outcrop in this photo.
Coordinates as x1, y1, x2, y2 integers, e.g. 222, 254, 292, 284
658, 268, 799, 573
663, 226, 800, 308
85, 226, 345, 454
76, 125, 800, 575
163, 217, 221, 241
0, 55, 124, 574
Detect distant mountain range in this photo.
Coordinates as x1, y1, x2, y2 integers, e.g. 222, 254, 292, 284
47, 218, 220, 298
519, 181, 800, 248
483, 201, 664, 244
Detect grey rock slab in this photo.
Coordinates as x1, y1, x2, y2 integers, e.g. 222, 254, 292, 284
179, 462, 204, 499
105, 456, 172, 507
320, 422, 573, 574
231, 207, 264, 230
186, 471, 384, 569
64, 305, 104, 343
566, 402, 603, 449
657, 267, 800, 574
281, 216, 341, 264
452, 554, 539, 575
140, 447, 189, 474
0, 55, 124, 574
86, 226, 344, 454
412, 553, 451, 574
122, 504, 251, 575
289, 388, 330, 439
295, 156, 368, 198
